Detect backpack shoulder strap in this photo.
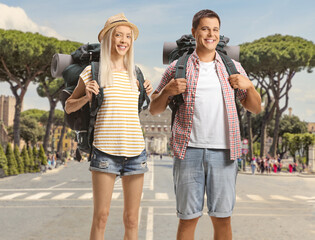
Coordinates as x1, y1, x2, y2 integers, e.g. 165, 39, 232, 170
169, 52, 191, 128
217, 51, 239, 76
135, 65, 150, 112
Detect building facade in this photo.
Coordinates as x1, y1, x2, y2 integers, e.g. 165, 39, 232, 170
0, 95, 16, 145
139, 108, 172, 155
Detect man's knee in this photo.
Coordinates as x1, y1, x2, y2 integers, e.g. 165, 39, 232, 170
211, 216, 231, 228
179, 217, 200, 227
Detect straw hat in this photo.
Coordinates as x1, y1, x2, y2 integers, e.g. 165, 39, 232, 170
98, 13, 139, 42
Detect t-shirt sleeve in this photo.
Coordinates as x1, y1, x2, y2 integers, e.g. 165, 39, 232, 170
234, 61, 248, 102
154, 60, 177, 94
79, 65, 92, 86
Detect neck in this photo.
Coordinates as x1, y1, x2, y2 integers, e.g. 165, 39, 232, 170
111, 54, 126, 71
196, 47, 216, 62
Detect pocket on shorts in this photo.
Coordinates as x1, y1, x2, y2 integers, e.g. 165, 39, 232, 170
174, 157, 200, 185
90, 148, 110, 169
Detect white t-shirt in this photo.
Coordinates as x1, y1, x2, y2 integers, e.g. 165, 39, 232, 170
188, 61, 230, 149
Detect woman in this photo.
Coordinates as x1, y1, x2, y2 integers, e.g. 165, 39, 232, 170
65, 13, 153, 240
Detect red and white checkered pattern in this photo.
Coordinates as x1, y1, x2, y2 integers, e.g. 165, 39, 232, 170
155, 50, 248, 160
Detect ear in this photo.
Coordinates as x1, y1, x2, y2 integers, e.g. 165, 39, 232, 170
191, 27, 195, 38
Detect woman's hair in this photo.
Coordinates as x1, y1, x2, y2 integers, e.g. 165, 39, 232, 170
99, 26, 137, 89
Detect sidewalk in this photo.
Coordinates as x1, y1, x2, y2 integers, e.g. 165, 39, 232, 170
239, 167, 315, 178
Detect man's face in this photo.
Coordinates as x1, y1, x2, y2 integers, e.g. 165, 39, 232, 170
192, 17, 220, 53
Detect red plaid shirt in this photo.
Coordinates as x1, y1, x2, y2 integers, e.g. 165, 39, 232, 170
155, 50, 248, 160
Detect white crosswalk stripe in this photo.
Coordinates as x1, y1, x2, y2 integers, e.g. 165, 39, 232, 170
78, 193, 93, 200
0, 191, 314, 203
25, 192, 52, 200
0, 193, 26, 200
112, 192, 121, 199
247, 194, 265, 201
155, 193, 169, 200
270, 195, 295, 201
52, 192, 75, 200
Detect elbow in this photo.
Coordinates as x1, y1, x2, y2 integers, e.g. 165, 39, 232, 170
64, 100, 72, 114
149, 105, 158, 116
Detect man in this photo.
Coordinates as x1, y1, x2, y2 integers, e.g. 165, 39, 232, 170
149, 9, 261, 240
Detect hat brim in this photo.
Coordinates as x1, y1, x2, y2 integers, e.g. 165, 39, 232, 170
98, 22, 139, 42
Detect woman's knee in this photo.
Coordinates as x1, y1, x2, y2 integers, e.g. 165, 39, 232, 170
93, 210, 110, 229
123, 211, 138, 229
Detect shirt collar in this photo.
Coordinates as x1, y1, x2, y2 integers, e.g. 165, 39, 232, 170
191, 49, 224, 65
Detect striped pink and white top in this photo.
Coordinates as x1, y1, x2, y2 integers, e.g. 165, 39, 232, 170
80, 66, 145, 157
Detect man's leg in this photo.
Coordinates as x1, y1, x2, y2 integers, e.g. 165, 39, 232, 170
177, 217, 200, 240
205, 149, 238, 240
173, 147, 205, 240
211, 216, 232, 240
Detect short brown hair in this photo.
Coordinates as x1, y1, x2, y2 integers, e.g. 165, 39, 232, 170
192, 9, 221, 29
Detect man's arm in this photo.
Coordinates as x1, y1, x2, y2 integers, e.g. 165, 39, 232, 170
229, 74, 262, 114
149, 78, 187, 115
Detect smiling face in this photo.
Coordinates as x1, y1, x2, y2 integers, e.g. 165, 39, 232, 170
111, 25, 133, 57
192, 17, 220, 55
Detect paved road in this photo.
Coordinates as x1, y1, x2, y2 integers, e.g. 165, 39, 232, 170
0, 156, 314, 240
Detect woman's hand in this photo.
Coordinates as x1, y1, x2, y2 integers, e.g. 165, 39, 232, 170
85, 80, 100, 101
143, 79, 153, 95
136, 79, 153, 96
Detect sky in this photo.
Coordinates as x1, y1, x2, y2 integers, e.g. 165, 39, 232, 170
0, 0, 314, 121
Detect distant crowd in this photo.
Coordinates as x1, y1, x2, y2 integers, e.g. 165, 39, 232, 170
249, 155, 306, 175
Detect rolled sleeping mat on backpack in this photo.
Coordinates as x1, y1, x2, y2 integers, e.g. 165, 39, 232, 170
163, 42, 177, 65
162, 42, 240, 64
51, 53, 74, 78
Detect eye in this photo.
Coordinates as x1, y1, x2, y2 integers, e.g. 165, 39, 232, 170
127, 35, 131, 39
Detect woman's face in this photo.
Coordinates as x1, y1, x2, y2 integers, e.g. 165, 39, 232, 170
111, 25, 132, 57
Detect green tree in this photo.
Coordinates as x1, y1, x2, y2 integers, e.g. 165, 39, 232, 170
37, 78, 66, 153
0, 145, 8, 176
41, 109, 64, 153
5, 143, 18, 175
28, 146, 35, 173
270, 114, 307, 157
38, 144, 47, 165
32, 146, 40, 172
0, 29, 81, 146
14, 145, 24, 174
301, 133, 315, 166
21, 109, 46, 122
241, 34, 315, 157
19, 115, 45, 146
21, 146, 31, 173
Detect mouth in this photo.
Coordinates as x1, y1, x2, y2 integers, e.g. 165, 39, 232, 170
117, 45, 127, 50
205, 39, 215, 43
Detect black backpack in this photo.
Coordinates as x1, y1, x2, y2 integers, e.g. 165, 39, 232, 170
166, 34, 240, 127
58, 43, 150, 161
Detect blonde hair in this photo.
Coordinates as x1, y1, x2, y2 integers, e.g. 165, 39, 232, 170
99, 26, 137, 90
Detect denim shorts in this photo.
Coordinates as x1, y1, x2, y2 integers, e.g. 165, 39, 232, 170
89, 147, 148, 176
173, 147, 238, 219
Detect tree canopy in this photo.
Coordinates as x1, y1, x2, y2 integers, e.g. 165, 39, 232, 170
0, 29, 81, 146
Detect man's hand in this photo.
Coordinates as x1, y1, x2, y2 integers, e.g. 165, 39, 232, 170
85, 80, 100, 101
163, 78, 187, 96
229, 74, 253, 90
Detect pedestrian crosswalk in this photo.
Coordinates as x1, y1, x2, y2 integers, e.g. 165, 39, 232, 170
0, 191, 314, 203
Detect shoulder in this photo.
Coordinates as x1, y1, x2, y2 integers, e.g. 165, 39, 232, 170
80, 65, 92, 84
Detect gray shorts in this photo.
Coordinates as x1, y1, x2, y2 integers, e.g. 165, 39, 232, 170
89, 147, 148, 176
173, 147, 238, 219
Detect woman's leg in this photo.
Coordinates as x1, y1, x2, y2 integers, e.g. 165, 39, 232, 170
90, 171, 116, 240
121, 174, 144, 240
